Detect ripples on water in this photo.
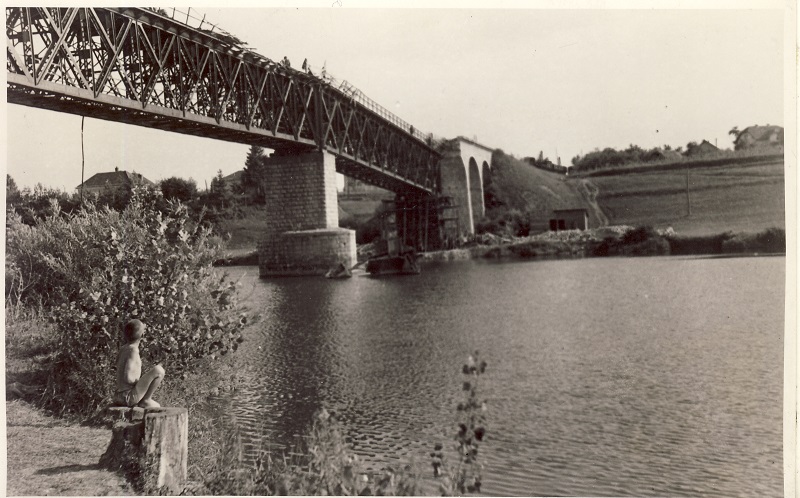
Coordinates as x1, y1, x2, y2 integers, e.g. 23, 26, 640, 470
217, 256, 784, 496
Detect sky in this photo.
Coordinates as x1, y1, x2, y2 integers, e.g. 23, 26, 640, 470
4, 2, 789, 192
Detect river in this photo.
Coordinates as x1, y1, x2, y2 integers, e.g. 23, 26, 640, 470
215, 255, 784, 496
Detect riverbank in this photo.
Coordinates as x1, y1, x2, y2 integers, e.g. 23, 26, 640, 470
215, 225, 786, 269
5, 308, 243, 495
6, 400, 134, 496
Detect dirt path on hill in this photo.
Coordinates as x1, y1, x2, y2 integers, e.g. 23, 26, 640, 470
5, 400, 134, 496
576, 179, 610, 227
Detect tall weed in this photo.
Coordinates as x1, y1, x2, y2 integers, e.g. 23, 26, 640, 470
432, 351, 488, 495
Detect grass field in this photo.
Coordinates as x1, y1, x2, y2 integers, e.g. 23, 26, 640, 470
582, 159, 785, 236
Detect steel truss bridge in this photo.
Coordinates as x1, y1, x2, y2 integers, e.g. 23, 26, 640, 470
6, 7, 441, 194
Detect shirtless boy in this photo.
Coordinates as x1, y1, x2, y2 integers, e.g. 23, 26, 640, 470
114, 319, 165, 408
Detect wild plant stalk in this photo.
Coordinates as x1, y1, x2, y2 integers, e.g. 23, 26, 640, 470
432, 351, 488, 495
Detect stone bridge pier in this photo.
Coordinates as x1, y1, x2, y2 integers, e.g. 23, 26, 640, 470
257, 150, 356, 277
438, 138, 494, 236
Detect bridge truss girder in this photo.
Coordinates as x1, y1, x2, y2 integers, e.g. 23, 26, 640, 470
6, 7, 440, 195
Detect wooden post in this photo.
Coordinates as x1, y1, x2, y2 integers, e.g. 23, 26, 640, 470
142, 407, 188, 492
686, 167, 691, 217
100, 407, 188, 494
423, 197, 429, 252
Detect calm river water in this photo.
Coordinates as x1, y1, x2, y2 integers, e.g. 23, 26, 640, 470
216, 255, 784, 496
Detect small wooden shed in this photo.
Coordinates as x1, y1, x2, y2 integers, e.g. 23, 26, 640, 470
550, 208, 589, 231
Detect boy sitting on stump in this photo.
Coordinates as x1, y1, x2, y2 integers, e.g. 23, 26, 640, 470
114, 319, 164, 409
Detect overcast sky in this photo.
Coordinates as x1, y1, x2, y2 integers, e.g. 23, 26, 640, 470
4, 2, 788, 191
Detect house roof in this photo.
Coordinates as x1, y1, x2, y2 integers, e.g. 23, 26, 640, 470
698, 140, 718, 149
77, 170, 154, 190
222, 170, 243, 184
738, 125, 783, 142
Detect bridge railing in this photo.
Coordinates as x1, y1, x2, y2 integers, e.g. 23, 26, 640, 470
146, 7, 447, 149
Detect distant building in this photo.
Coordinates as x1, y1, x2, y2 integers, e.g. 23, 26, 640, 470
221, 170, 244, 186
734, 125, 784, 150
76, 167, 154, 196
550, 208, 588, 231
685, 140, 719, 157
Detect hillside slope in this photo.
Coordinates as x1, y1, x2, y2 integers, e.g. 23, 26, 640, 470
581, 158, 784, 236
487, 151, 594, 228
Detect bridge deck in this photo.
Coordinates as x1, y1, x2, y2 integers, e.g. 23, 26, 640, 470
6, 7, 440, 194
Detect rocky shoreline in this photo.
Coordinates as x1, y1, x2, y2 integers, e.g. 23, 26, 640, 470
216, 225, 785, 270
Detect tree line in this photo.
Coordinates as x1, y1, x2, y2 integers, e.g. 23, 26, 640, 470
6, 145, 271, 228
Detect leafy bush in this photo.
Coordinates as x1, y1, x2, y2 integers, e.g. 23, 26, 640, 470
160, 176, 198, 203
476, 207, 534, 237
721, 227, 785, 254
665, 232, 732, 255
590, 226, 669, 256
6, 188, 247, 415
6, 180, 82, 226
666, 227, 785, 255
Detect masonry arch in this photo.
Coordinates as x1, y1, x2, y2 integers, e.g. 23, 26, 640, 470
440, 154, 471, 236
438, 137, 494, 235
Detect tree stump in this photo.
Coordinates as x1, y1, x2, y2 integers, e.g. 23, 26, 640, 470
99, 407, 188, 494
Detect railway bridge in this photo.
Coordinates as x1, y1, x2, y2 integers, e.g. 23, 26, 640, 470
7, 7, 493, 275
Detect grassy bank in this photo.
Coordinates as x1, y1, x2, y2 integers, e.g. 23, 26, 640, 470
579, 158, 784, 236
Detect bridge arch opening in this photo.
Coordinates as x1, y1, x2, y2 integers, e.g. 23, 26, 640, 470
468, 157, 483, 226
481, 160, 492, 209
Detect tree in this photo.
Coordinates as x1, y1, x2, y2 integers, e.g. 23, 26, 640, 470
209, 170, 234, 209
6, 175, 21, 206
242, 145, 265, 187
728, 126, 740, 137
242, 145, 267, 203
160, 176, 198, 203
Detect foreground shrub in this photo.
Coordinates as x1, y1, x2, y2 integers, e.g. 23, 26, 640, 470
6, 188, 247, 415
